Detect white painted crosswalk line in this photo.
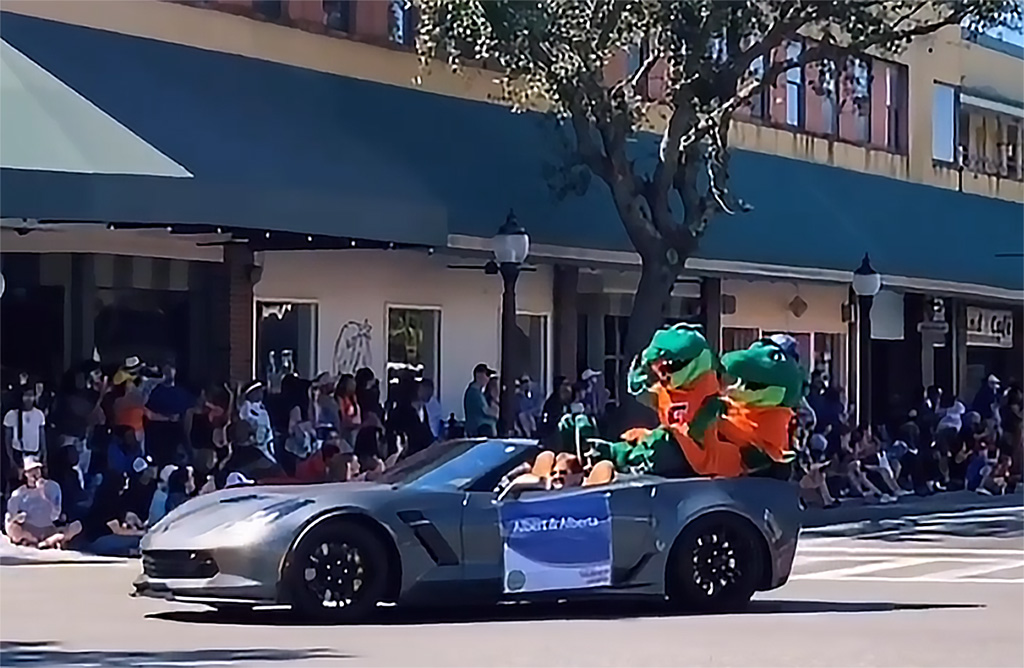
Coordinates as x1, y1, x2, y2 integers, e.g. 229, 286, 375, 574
793, 557, 934, 580
794, 503, 1024, 584
910, 560, 1023, 581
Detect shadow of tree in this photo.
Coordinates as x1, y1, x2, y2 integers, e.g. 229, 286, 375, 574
147, 599, 982, 627
0, 642, 349, 666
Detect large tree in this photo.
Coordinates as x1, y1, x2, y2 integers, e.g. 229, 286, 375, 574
411, 0, 1018, 390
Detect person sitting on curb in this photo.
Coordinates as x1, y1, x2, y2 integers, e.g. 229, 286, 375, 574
78, 469, 145, 557
4, 456, 82, 549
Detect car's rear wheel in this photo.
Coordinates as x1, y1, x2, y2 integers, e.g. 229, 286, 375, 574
286, 520, 389, 622
666, 513, 764, 612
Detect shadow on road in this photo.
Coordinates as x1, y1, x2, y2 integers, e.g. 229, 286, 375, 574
0, 641, 349, 666
147, 599, 982, 627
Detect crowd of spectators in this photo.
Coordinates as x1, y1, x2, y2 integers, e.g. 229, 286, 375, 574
3, 350, 1020, 555
0, 356, 456, 556
794, 372, 1023, 509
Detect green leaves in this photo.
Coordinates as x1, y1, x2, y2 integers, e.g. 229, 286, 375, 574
409, 0, 1017, 356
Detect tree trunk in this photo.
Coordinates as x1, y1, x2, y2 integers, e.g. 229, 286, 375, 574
618, 256, 679, 428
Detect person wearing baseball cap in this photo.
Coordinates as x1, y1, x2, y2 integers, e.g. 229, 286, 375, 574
4, 456, 83, 549
464, 363, 497, 437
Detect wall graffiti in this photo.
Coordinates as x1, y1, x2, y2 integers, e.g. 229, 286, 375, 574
333, 319, 373, 376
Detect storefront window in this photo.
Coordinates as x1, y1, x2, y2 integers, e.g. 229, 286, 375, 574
812, 332, 842, 386
516, 314, 549, 397
722, 327, 759, 353
387, 307, 440, 387
94, 288, 189, 374
256, 301, 318, 389
722, 328, 846, 388
603, 315, 629, 402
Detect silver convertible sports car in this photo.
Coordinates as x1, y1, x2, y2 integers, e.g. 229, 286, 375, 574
133, 439, 801, 620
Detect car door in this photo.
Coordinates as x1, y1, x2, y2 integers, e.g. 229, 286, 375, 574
603, 478, 658, 586
461, 478, 656, 597
459, 488, 505, 597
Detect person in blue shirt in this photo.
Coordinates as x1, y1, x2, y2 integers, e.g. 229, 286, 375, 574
145, 364, 194, 467
463, 363, 497, 437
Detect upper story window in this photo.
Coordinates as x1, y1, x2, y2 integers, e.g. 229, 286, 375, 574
389, 0, 415, 46
883, 62, 908, 153
736, 47, 905, 155
747, 55, 769, 120
324, 0, 354, 33
785, 41, 805, 128
820, 58, 839, 135
957, 92, 1024, 181
932, 82, 959, 163
849, 56, 871, 143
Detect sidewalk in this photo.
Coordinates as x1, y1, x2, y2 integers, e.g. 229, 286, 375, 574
0, 536, 129, 566
801, 489, 1023, 528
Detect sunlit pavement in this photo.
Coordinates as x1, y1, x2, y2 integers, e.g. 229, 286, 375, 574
2, 499, 1021, 668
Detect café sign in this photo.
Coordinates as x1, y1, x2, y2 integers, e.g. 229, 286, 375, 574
966, 307, 1014, 348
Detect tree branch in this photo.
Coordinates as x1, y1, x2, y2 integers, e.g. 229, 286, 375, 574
628, 44, 661, 91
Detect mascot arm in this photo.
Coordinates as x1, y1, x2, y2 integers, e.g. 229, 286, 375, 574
688, 397, 726, 446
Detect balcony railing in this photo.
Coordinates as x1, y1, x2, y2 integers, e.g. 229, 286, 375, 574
960, 148, 1024, 182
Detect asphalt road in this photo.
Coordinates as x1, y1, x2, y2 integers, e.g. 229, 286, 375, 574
1, 503, 1021, 668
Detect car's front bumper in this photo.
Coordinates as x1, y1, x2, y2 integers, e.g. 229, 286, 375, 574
132, 573, 276, 605
131, 546, 283, 605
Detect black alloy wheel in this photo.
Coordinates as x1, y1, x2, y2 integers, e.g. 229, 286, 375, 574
667, 514, 763, 612
287, 520, 389, 622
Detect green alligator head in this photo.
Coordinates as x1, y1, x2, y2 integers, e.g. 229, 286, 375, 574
720, 338, 804, 408
626, 323, 715, 396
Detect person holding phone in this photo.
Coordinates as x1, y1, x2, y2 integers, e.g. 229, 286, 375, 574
4, 456, 82, 549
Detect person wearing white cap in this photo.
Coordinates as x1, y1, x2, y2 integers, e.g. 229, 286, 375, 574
4, 456, 82, 549
225, 471, 254, 488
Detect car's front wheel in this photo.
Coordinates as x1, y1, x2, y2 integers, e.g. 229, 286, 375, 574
285, 519, 389, 622
666, 513, 764, 612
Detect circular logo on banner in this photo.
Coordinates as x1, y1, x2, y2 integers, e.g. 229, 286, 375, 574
0, 272, 5, 298
506, 570, 526, 591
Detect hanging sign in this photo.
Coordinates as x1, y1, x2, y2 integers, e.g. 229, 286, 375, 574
966, 307, 1014, 348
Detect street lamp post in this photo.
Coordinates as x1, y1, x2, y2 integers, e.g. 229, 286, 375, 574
491, 210, 530, 437
852, 253, 882, 428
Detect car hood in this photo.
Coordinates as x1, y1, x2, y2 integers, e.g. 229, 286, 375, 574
144, 482, 391, 548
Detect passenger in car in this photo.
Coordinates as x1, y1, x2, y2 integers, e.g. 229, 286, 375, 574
498, 451, 616, 499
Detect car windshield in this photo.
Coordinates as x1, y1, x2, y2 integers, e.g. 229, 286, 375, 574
377, 439, 533, 487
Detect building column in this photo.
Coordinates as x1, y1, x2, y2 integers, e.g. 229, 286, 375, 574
552, 265, 579, 380
209, 245, 257, 384
700, 277, 721, 353
1012, 307, 1024, 384
951, 298, 968, 398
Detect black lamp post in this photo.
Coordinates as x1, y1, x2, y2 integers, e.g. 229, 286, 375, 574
491, 210, 530, 437
852, 253, 881, 428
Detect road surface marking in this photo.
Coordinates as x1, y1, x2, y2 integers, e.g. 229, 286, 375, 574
798, 546, 1024, 557
792, 557, 933, 580
902, 560, 1023, 582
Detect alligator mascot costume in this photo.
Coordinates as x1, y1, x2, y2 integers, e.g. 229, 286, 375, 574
558, 323, 804, 480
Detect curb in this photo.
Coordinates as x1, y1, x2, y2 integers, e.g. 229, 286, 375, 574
801, 490, 1023, 529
